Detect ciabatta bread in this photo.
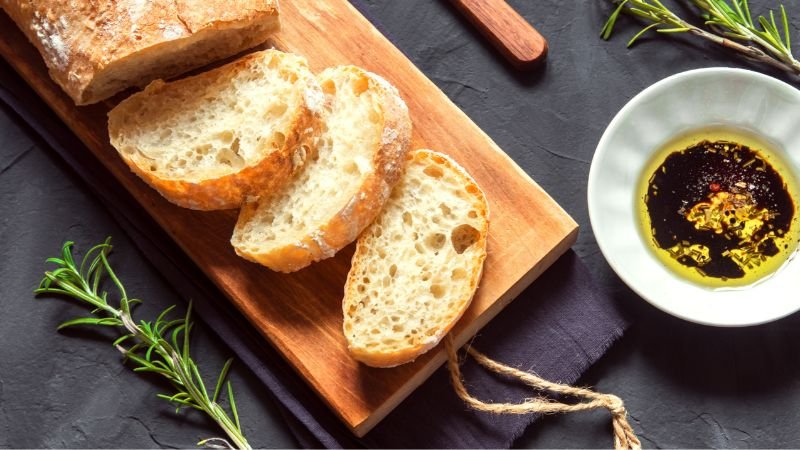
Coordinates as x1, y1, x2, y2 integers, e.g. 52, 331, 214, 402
231, 66, 411, 272
343, 150, 489, 368
2, 0, 280, 105
108, 50, 321, 210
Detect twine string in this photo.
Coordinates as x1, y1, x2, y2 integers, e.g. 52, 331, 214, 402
444, 335, 641, 450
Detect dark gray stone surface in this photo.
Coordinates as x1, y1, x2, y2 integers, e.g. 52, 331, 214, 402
3, 0, 800, 448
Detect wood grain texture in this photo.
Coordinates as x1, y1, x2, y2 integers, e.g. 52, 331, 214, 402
450, 0, 547, 69
0, 0, 576, 436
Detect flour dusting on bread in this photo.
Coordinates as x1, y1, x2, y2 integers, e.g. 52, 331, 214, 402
31, 11, 70, 70
4, 0, 281, 104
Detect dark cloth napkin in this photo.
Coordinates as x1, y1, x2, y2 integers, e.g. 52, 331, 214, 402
0, 6, 629, 447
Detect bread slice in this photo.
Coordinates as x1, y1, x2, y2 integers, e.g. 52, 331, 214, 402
3, 0, 280, 105
108, 49, 321, 210
231, 65, 411, 272
342, 149, 489, 368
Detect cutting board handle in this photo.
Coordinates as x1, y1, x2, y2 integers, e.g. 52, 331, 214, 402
450, 0, 547, 69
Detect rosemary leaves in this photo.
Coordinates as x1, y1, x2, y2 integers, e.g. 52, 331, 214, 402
602, 0, 800, 76
35, 238, 251, 450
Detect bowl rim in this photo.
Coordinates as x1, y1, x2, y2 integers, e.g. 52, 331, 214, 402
588, 67, 800, 327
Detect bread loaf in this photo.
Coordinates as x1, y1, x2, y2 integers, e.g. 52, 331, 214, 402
108, 49, 320, 210
2, 0, 280, 105
231, 65, 411, 272
343, 149, 489, 368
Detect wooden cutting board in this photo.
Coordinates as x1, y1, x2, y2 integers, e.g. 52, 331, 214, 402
0, 1, 577, 436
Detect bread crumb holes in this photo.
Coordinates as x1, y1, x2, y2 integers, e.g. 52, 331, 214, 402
423, 165, 443, 178
430, 284, 446, 298
451, 224, 480, 254
425, 233, 446, 250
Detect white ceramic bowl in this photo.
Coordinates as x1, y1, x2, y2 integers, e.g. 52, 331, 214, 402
588, 67, 800, 327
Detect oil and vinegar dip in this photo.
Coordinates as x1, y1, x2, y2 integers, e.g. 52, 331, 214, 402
638, 128, 800, 288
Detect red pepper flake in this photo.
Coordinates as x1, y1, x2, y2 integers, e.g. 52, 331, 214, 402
709, 182, 721, 192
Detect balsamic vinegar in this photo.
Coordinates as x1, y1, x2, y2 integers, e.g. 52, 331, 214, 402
639, 128, 800, 288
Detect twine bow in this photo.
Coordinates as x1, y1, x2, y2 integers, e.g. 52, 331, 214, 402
444, 336, 641, 450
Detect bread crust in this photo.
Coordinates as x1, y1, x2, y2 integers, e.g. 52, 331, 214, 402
233, 66, 412, 272
2, 0, 280, 104
108, 50, 318, 210
343, 150, 490, 368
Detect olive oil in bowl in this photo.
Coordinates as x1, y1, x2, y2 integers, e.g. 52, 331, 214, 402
638, 127, 800, 288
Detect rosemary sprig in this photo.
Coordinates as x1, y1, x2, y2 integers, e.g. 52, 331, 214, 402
35, 238, 251, 450
601, 0, 800, 76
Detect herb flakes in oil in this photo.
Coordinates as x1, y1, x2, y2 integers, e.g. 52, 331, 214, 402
642, 138, 798, 287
